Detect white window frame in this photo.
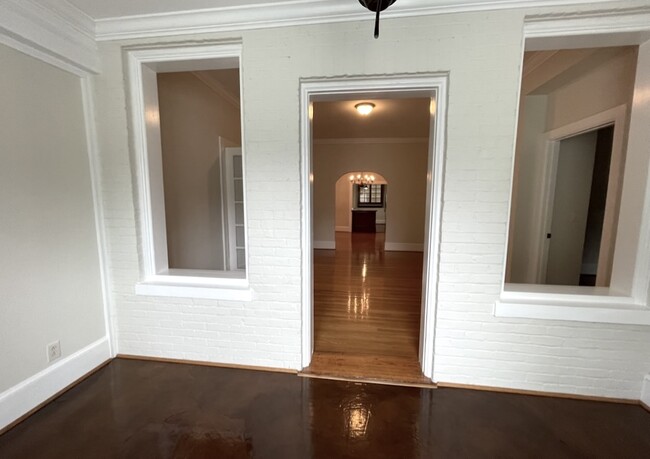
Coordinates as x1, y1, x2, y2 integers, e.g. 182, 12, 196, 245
496, 12, 650, 326
125, 41, 252, 301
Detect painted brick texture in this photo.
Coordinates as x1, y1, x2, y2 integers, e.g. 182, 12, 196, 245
94, 5, 650, 399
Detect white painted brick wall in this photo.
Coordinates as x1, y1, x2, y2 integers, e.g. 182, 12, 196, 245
94, 3, 650, 399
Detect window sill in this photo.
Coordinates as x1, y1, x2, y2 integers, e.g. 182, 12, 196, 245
494, 284, 650, 326
135, 271, 253, 301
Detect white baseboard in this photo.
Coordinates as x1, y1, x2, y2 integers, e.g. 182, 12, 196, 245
385, 242, 424, 252
335, 226, 351, 232
314, 240, 335, 250
0, 336, 111, 431
642, 374, 650, 407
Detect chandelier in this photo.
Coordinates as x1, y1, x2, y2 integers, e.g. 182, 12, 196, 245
349, 173, 376, 186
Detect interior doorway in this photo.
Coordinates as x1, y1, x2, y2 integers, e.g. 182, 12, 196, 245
299, 75, 449, 385
335, 172, 388, 242
545, 125, 614, 286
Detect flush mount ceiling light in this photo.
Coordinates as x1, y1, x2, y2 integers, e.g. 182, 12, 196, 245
358, 0, 397, 39
355, 102, 375, 116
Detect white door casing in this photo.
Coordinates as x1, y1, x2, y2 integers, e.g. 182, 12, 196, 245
299, 74, 449, 380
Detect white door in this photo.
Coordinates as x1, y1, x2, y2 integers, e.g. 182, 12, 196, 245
545, 131, 597, 285
223, 147, 245, 270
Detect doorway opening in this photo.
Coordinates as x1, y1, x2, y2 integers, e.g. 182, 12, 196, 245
299, 75, 448, 385
545, 125, 615, 286
335, 172, 388, 241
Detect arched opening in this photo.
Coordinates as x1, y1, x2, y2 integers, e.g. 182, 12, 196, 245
335, 172, 388, 248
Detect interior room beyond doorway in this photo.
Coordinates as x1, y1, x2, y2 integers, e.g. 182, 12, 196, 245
305, 96, 432, 385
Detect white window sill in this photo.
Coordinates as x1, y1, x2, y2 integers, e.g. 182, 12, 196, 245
135, 270, 253, 301
494, 283, 650, 326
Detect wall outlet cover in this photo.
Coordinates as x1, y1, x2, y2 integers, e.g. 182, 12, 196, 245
47, 340, 61, 363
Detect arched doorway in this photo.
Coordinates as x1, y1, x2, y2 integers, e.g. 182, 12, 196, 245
335, 172, 388, 248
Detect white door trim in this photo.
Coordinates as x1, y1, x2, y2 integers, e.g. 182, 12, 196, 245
533, 104, 627, 285
299, 74, 448, 380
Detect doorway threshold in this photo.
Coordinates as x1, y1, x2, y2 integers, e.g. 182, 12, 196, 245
299, 352, 436, 389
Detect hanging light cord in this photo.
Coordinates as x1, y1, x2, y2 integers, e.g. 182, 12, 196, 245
374, 0, 382, 39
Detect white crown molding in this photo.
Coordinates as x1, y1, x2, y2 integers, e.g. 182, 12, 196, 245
524, 7, 650, 50
0, 0, 98, 74
94, 0, 614, 42
525, 6, 650, 37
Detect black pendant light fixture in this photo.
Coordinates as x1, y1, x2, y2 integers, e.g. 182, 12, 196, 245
359, 0, 397, 39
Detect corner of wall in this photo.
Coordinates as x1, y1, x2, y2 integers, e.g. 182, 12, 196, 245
0, 337, 112, 432
642, 374, 650, 409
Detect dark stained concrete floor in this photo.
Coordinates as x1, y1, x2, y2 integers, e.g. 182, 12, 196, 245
1, 358, 649, 458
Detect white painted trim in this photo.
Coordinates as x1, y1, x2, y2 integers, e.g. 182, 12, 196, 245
136, 282, 253, 301
533, 105, 627, 286
0, 337, 111, 431
126, 41, 252, 298
495, 301, 650, 326
0, 34, 86, 77
501, 14, 650, 324
0, 0, 98, 74
335, 226, 351, 232
385, 242, 425, 252
301, 92, 314, 369
314, 137, 429, 145
81, 77, 116, 357
525, 8, 650, 49
300, 74, 448, 381
642, 374, 650, 407
313, 241, 336, 250
94, 0, 612, 41
628, 41, 650, 307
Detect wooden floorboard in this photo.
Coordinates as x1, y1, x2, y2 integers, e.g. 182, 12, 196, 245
307, 231, 428, 385
2, 359, 650, 458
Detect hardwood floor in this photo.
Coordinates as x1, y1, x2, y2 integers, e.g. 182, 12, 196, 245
2, 358, 650, 458
305, 231, 429, 385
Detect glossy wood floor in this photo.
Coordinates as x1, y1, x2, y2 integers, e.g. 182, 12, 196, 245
305, 232, 429, 385
2, 359, 650, 458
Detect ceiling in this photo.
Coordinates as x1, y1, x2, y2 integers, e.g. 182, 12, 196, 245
200, 69, 240, 99
522, 46, 637, 96
313, 97, 431, 139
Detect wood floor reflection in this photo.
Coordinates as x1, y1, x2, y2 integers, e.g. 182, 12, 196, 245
305, 232, 430, 385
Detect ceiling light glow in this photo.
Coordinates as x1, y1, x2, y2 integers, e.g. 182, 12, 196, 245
355, 102, 375, 116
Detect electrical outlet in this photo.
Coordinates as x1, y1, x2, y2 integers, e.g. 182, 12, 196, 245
47, 340, 61, 363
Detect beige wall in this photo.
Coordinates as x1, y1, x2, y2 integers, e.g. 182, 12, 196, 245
335, 177, 352, 231
314, 142, 428, 247
545, 48, 638, 131
509, 95, 548, 283
0, 44, 105, 393
158, 72, 241, 270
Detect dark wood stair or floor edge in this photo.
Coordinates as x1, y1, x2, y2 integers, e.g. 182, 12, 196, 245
2, 355, 646, 439
298, 369, 437, 389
